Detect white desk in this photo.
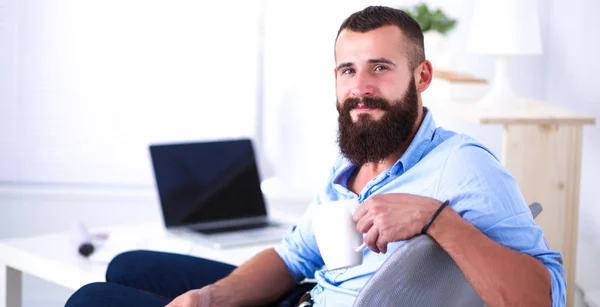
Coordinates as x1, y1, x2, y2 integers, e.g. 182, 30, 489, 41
0, 222, 283, 307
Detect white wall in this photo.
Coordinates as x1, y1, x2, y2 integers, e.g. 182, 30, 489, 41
0, 0, 261, 186
542, 0, 600, 246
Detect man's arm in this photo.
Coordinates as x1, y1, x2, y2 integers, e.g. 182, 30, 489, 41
167, 248, 297, 307
354, 139, 563, 306
210, 248, 297, 305
428, 207, 551, 307
354, 193, 560, 307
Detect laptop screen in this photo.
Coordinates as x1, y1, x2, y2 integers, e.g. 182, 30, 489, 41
149, 139, 267, 228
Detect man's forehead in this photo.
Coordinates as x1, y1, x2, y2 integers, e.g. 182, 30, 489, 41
334, 26, 407, 64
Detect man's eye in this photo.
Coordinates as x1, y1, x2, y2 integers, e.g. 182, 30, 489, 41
374, 65, 388, 71
343, 68, 355, 74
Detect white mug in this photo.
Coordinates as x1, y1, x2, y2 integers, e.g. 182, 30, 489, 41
312, 198, 367, 270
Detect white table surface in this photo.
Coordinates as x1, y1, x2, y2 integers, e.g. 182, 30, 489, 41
0, 206, 304, 307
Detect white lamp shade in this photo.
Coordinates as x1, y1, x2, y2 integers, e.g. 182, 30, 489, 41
467, 0, 543, 55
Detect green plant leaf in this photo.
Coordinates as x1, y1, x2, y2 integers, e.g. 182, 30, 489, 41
403, 2, 457, 35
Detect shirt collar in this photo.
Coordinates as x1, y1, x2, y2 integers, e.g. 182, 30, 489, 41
392, 107, 436, 175
333, 107, 436, 181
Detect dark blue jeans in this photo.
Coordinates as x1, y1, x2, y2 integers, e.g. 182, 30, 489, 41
65, 250, 315, 307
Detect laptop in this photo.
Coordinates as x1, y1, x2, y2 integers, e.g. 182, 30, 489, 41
149, 138, 291, 249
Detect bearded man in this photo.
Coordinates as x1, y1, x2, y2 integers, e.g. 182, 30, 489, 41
66, 6, 565, 307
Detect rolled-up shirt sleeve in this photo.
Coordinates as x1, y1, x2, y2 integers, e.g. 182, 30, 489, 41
546, 255, 567, 307
482, 213, 566, 307
274, 200, 324, 282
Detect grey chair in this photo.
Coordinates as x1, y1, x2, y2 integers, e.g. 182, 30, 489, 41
353, 203, 544, 307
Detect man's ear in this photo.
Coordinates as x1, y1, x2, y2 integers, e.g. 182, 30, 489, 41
333, 67, 338, 82
415, 60, 433, 93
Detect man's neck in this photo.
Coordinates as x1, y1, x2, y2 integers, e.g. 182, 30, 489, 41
347, 152, 403, 196
360, 152, 403, 176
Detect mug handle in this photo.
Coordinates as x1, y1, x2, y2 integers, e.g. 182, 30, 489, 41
355, 242, 367, 252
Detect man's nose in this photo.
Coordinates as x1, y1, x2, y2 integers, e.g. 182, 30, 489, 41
350, 72, 375, 97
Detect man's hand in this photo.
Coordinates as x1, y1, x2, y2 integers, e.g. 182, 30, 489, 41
352, 193, 442, 253
165, 286, 214, 307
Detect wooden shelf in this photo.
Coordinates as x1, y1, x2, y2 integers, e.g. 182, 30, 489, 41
426, 97, 596, 126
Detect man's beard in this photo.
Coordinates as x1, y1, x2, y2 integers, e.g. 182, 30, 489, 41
336, 77, 419, 166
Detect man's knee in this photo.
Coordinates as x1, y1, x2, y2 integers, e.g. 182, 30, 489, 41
65, 281, 169, 307
106, 250, 154, 282
65, 282, 110, 307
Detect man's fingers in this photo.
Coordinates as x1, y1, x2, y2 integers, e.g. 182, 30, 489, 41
355, 214, 374, 233
165, 291, 197, 307
165, 298, 180, 307
352, 203, 368, 222
376, 237, 388, 254
364, 226, 380, 253
166, 299, 187, 307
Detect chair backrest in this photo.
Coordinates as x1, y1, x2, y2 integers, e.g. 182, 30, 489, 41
353, 203, 543, 307
529, 202, 543, 219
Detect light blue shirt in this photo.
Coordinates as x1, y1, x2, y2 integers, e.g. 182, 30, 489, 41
275, 108, 566, 306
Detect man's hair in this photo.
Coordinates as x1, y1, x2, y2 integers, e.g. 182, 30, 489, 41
336, 6, 425, 70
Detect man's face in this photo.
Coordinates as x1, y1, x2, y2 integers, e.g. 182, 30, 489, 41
333, 25, 421, 166
334, 25, 415, 122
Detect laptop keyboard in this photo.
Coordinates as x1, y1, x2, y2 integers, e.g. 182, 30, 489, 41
193, 222, 276, 235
